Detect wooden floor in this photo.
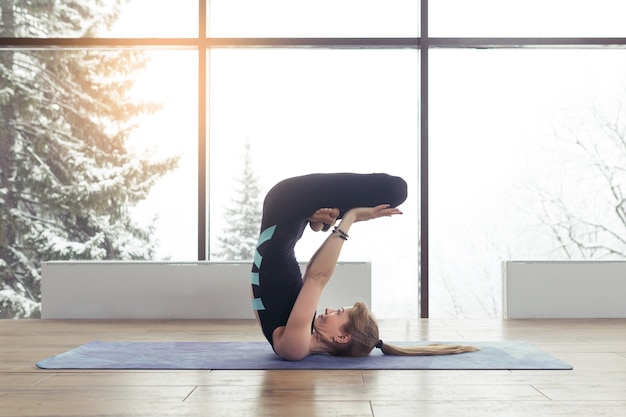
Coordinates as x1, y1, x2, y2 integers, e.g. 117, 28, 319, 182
1, 318, 626, 417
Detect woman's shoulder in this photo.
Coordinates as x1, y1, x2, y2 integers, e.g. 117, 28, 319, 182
271, 326, 312, 361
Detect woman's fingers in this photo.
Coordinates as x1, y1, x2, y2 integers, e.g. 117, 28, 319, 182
350, 205, 403, 222
373, 204, 402, 217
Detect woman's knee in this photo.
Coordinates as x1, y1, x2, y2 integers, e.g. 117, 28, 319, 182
389, 175, 408, 206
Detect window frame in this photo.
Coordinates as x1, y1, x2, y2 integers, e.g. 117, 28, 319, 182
3, 0, 626, 318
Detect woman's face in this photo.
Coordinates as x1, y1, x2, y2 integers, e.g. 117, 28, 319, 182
314, 307, 352, 341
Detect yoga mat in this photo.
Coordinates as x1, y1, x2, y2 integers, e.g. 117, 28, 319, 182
37, 341, 572, 370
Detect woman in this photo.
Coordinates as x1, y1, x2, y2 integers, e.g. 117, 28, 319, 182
251, 173, 477, 361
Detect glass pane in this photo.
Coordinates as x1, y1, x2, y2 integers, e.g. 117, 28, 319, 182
208, 49, 419, 318
209, 0, 418, 37
0, 0, 197, 38
129, 51, 198, 260
111, 0, 198, 37
430, 0, 626, 37
429, 49, 626, 317
0, 49, 196, 318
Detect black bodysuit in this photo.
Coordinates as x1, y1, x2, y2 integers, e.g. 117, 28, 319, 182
250, 173, 408, 346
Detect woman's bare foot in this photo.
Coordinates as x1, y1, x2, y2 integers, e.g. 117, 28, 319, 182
308, 208, 340, 232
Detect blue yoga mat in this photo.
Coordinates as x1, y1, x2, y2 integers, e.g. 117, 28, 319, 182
36, 341, 572, 370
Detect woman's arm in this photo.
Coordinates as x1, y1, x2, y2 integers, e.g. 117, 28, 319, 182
272, 205, 402, 360
272, 211, 356, 360
303, 204, 403, 282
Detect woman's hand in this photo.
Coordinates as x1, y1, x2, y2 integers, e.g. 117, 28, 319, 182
346, 204, 403, 223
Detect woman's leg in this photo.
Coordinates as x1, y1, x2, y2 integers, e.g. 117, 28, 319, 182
261, 172, 407, 229
258, 173, 406, 251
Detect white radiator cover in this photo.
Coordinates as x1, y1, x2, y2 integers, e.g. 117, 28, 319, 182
41, 261, 371, 319
503, 260, 626, 318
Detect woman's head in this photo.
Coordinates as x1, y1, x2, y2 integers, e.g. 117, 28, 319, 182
330, 301, 379, 357
322, 302, 479, 358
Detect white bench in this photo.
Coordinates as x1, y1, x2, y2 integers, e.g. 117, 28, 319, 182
503, 260, 626, 318
41, 261, 371, 319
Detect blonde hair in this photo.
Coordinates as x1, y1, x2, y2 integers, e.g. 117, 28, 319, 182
330, 301, 478, 357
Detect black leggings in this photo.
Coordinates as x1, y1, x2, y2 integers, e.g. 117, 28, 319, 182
251, 173, 408, 345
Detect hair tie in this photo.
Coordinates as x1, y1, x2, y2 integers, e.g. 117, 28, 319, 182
375, 339, 383, 349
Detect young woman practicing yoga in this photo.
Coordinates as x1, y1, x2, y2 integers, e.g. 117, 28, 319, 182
250, 173, 477, 361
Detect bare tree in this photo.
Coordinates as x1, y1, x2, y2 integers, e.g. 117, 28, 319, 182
538, 95, 626, 259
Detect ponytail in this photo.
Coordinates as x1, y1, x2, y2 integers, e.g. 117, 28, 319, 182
376, 340, 478, 356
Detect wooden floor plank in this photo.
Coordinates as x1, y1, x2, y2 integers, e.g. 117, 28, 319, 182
371, 401, 626, 417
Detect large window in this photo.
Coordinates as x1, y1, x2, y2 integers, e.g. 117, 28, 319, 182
2, 1, 626, 320
430, 49, 626, 317
208, 49, 419, 317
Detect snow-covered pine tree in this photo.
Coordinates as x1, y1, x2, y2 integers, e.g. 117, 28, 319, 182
0, 1, 178, 318
212, 140, 262, 261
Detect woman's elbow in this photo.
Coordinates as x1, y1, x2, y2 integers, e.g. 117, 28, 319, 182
280, 352, 308, 361
303, 271, 332, 286
275, 346, 309, 361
